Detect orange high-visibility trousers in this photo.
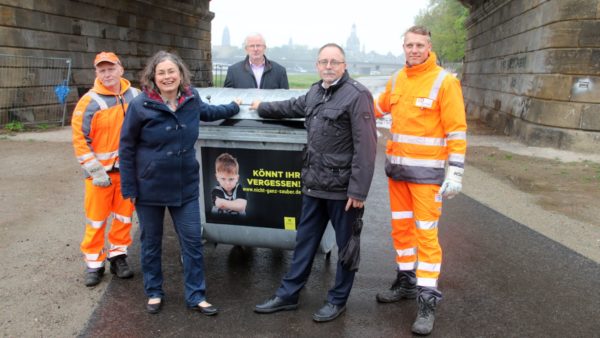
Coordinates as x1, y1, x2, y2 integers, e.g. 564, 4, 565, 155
80, 172, 134, 269
388, 178, 443, 288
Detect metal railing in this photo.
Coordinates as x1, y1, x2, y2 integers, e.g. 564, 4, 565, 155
212, 63, 228, 87
0, 54, 72, 128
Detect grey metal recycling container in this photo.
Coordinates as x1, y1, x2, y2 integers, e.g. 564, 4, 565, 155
195, 87, 335, 253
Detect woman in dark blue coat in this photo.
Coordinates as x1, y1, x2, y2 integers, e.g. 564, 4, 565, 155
119, 51, 240, 315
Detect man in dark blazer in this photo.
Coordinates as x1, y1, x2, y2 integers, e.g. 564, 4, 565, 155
224, 33, 289, 89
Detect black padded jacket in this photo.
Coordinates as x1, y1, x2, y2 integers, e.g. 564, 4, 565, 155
257, 71, 377, 201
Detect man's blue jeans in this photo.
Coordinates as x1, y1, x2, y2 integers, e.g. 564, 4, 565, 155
135, 199, 207, 308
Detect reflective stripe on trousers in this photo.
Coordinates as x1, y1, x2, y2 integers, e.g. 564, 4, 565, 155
388, 178, 443, 288
80, 172, 134, 268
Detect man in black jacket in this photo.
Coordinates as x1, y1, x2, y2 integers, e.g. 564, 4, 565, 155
223, 33, 289, 89
251, 43, 377, 322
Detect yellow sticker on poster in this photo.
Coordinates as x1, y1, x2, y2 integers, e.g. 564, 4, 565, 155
284, 217, 296, 230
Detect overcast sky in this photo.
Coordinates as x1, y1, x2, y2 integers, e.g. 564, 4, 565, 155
209, 0, 431, 56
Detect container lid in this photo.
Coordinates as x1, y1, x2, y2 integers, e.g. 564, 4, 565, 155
195, 87, 307, 121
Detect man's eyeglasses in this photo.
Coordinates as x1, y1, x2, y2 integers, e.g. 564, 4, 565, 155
317, 59, 345, 67
247, 44, 265, 49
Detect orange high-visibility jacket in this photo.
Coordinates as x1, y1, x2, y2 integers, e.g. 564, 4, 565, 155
72, 78, 140, 175
376, 52, 467, 185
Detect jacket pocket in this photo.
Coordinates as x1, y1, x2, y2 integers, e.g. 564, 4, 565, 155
321, 108, 345, 120
140, 160, 155, 179
320, 108, 348, 137
320, 152, 352, 192
322, 152, 352, 169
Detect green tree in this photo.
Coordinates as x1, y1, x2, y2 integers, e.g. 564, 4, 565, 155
414, 0, 468, 64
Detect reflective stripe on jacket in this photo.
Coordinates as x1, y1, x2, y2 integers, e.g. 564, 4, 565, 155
71, 78, 139, 176
376, 52, 467, 185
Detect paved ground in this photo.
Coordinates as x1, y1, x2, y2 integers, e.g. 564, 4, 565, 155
78, 136, 600, 338
0, 124, 599, 337
81, 193, 600, 338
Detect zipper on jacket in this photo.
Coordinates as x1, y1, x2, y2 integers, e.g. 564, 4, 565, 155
118, 95, 126, 115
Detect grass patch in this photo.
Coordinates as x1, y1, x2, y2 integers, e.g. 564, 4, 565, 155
288, 74, 320, 89
4, 121, 25, 132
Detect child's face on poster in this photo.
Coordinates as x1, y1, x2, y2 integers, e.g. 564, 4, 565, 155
216, 172, 239, 194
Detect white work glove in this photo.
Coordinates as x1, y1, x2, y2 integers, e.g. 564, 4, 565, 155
85, 161, 111, 187
440, 165, 463, 199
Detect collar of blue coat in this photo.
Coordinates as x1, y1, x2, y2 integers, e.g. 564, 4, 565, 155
143, 86, 194, 104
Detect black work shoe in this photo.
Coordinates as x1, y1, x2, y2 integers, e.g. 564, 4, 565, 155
109, 255, 133, 279
411, 294, 438, 335
376, 271, 417, 303
84, 266, 105, 287
189, 302, 219, 316
254, 296, 298, 314
312, 302, 346, 322
146, 298, 162, 314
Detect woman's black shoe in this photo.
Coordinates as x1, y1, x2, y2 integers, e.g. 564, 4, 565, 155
146, 298, 162, 314
190, 302, 219, 316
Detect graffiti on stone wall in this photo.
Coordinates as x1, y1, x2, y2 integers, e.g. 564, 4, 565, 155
571, 78, 592, 92
501, 56, 527, 70
570, 77, 596, 101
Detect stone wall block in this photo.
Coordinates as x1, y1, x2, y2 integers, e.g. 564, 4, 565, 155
580, 104, 600, 131
79, 21, 103, 38
0, 0, 34, 9
70, 69, 94, 88
463, 87, 484, 107
65, 3, 115, 25
531, 74, 572, 100
557, 0, 598, 20
11, 8, 71, 35
0, 6, 15, 25
115, 13, 131, 28
135, 43, 153, 58
543, 49, 600, 75
570, 76, 600, 103
522, 99, 582, 128
539, 1, 562, 24
515, 121, 573, 149
542, 21, 583, 49
465, 101, 482, 119
579, 21, 600, 47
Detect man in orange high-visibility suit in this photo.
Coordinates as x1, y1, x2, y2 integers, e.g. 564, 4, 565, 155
72, 52, 140, 287
374, 26, 467, 336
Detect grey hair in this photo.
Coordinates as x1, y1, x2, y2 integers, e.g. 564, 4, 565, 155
317, 43, 346, 58
244, 33, 266, 48
140, 50, 192, 92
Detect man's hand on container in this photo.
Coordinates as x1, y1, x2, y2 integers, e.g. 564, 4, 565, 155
439, 165, 463, 199
86, 161, 111, 187
233, 98, 242, 105
345, 197, 364, 211
250, 100, 261, 110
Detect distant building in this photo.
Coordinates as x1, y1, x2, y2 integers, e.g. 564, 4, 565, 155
213, 22, 403, 78
222, 26, 230, 47
346, 24, 360, 56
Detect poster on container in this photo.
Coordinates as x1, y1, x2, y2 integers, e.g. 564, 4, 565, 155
201, 146, 303, 230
